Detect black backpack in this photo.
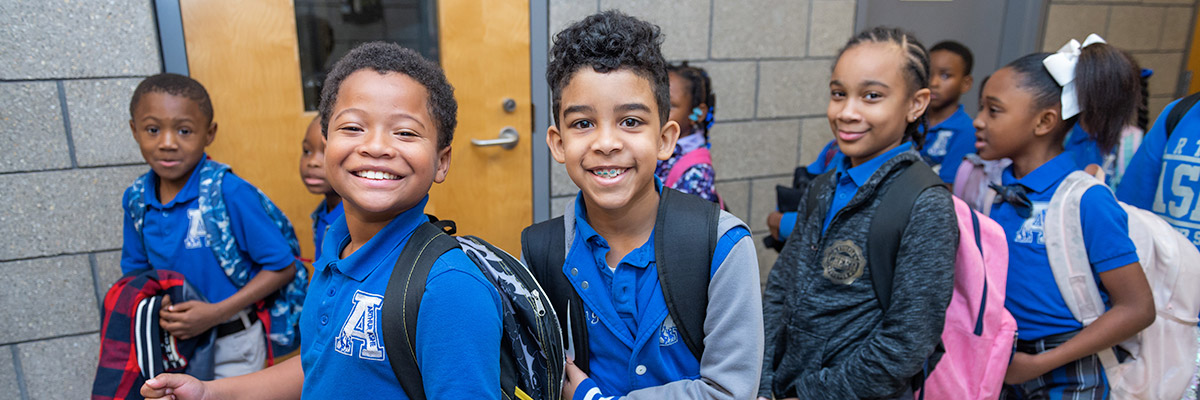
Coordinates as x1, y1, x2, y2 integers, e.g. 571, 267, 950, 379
520, 189, 720, 373
381, 220, 564, 400
1165, 91, 1200, 139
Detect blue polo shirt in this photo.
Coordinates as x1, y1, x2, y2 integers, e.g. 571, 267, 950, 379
311, 201, 344, 261
822, 142, 914, 233
300, 197, 502, 399
921, 105, 977, 183
991, 153, 1139, 341
565, 186, 750, 398
1117, 97, 1200, 251
120, 161, 295, 303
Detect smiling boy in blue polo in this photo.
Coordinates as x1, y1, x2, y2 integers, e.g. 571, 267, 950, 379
122, 73, 301, 378
141, 42, 502, 399
528, 11, 763, 399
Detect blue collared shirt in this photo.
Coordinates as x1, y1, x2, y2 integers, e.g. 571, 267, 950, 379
920, 105, 978, 182
822, 142, 914, 233
565, 183, 750, 397
300, 196, 502, 399
991, 152, 1139, 340
311, 200, 344, 261
120, 158, 295, 302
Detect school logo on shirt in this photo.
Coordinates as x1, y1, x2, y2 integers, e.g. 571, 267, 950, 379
334, 290, 385, 361
822, 240, 865, 285
1014, 203, 1050, 245
184, 208, 209, 249
927, 129, 953, 157
588, 310, 599, 325
659, 316, 680, 346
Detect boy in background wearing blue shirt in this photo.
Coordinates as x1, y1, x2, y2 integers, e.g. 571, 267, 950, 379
1117, 93, 1200, 251
141, 42, 503, 399
533, 11, 763, 399
122, 74, 300, 378
922, 40, 976, 182
299, 115, 343, 261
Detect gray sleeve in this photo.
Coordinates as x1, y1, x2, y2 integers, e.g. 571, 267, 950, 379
794, 188, 958, 399
625, 216, 765, 399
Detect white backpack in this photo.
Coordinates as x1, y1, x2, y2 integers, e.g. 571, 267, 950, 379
1044, 170, 1200, 399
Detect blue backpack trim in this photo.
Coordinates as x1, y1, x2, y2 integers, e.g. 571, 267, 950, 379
126, 158, 307, 355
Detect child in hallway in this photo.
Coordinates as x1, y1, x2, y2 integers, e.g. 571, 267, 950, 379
656, 62, 721, 203
971, 35, 1154, 398
758, 27, 957, 399
299, 115, 343, 261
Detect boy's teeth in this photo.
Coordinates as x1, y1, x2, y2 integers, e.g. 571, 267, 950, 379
356, 170, 399, 180
592, 168, 626, 179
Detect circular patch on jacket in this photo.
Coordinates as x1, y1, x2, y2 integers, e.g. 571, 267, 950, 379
822, 240, 865, 285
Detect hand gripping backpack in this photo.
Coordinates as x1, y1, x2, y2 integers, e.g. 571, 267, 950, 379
1044, 171, 1200, 400
381, 220, 565, 400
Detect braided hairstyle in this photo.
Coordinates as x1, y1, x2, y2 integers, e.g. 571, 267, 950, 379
668, 62, 717, 135
834, 27, 931, 149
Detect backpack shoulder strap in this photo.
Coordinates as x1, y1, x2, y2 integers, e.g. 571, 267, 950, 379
1167, 92, 1200, 139
521, 217, 591, 374
868, 162, 944, 312
804, 170, 837, 219
1043, 171, 1108, 325
381, 222, 461, 400
655, 188, 720, 361
665, 148, 713, 187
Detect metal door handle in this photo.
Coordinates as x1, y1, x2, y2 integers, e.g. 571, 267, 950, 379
471, 127, 519, 150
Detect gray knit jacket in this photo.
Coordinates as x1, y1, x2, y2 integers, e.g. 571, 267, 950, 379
759, 151, 958, 399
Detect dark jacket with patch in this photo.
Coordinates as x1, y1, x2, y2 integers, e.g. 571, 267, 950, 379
759, 150, 957, 399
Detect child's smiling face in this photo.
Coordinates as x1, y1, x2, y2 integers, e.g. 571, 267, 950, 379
324, 69, 450, 222
130, 92, 216, 194
827, 42, 930, 166
300, 117, 333, 195
547, 68, 679, 212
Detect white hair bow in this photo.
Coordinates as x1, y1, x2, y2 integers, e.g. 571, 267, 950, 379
1042, 34, 1106, 119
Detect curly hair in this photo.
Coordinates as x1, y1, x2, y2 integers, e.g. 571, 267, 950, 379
835, 27, 931, 150
129, 73, 214, 125
547, 10, 670, 127
318, 41, 457, 149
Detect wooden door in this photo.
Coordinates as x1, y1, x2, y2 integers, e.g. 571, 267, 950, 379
180, 0, 532, 256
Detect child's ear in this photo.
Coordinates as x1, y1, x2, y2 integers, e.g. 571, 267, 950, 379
908, 88, 932, 123
205, 122, 218, 146
546, 124, 566, 164
129, 120, 136, 136
434, 145, 452, 183
1032, 107, 1060, 137
657, 119, 681, 161
961, 75, 974, 93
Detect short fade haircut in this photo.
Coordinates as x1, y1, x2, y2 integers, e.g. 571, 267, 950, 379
930, 40, 974, 76
129, 73, 214, 125
547, 10, 670, 128
318, 41, 458, 149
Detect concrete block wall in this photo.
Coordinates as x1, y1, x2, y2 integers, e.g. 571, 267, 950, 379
547, 0, 857, 284
1042, 0, 1198, 122
0, 1, 160, 398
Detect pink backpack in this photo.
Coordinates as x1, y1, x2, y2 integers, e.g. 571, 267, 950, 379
918, 196, 1018, 400
664, 147, 724, 208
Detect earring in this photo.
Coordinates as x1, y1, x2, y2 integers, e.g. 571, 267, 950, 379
689, 107, 703, 122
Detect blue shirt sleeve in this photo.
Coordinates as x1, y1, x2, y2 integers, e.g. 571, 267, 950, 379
223, 176, 296, 272
938, 132, 977, 183
1116, 101, 1174, 208
778, 212, 798, 239
120, 186, 150, 274
711, 225, 752, 277
417, 250, 503, 399
1080, 186, 1140, 273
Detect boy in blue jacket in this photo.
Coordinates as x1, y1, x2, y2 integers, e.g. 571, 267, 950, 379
141, 42, 503, 399
528, 11, 764, 400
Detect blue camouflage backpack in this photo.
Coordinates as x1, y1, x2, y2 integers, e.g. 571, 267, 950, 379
126, 158, 308, 356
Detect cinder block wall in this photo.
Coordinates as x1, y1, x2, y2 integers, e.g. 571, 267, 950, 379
1042, 0, 1197, 121
547, 0, 858, 285
0, 1, 160, 398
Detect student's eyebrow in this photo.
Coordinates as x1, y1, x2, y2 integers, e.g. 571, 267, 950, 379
615, 103, 651, 113
861, 80, 891, 89
392, 113, 427, 130
562, 105, 594, 115
984, 96, 1003, 106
